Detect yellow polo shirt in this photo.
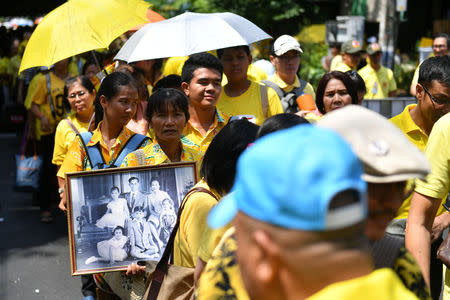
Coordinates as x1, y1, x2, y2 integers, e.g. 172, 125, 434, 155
182, 109, 229, 154
217, 81, 283, 125
57, 123, 150, 177
267, 73, 316, 100
358, 64, 397, 99
52, 113, 90, 166
26, 71, 69, 139
120, 136, 203, 176
308, 268, 418, 300
173, 180, 222, 268
415, 112, 450, 199
390, 104, 447, 219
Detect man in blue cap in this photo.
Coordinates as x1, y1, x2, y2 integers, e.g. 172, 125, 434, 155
207, 125, 418, 299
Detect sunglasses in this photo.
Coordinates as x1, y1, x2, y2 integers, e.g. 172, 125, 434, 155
420, 84, 450, 105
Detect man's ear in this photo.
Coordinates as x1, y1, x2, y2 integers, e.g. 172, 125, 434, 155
252, 229, 279, 284
269, 55, 276, 66
248, 54, 253, 65
181, 82, 190, 97
415, 83, 424, 101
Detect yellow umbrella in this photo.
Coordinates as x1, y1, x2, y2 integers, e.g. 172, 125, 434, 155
19, 0, 151, 74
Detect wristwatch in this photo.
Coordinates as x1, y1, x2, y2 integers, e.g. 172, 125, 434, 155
58, 187, 65, 194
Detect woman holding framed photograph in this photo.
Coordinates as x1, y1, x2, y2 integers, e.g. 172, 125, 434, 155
57, 71, 151, 300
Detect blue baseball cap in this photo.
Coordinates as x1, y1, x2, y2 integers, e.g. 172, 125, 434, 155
208, 124, 367, 231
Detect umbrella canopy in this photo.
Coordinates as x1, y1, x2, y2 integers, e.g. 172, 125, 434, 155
114, 12, 272, 63
19, 0, 155, 74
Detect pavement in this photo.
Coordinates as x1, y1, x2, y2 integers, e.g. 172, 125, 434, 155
0, 132, 80, 300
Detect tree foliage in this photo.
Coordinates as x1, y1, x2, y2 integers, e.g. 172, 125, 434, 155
145, 0, 321, 36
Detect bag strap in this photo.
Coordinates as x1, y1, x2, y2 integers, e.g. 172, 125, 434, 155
78, 132, 149, 170
45, 73, 55, 118
78, 132, 105, 170
259, 84, 269, 118
298, 79, 307, 94
146, 186, 218, 300
371, 233, 404, 269
261, 79, 285, 99
65, 118, 80, 135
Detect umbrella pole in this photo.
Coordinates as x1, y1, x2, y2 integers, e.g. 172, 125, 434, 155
90, 51, 107, 76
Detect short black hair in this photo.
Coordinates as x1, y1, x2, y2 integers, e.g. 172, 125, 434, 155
315, 71, 359, 115
346, 70, 366, 95
200, 119, 259, 195
418, 55, 450, 89
216, 46, 250, 59
133, 206, 145, 213
110, 186, 120, 193
153, 74, 182, 92
112, 226, 125, 235
146, 88, 190, 122
181, 53, 223, 84
434, 33, 450, 49
256, 113, 309, 139
128, 176, 139, 183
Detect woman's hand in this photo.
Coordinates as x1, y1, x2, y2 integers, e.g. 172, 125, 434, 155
126, 262, 145, 276
40, 115, 51, 132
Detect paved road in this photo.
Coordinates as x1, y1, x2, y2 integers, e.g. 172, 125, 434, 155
0, 133, 80, 300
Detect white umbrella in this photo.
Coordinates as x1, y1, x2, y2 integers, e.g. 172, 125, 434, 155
114, 11, 272, 63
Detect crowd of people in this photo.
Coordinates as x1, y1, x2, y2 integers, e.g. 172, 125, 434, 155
4, 20, 450, 300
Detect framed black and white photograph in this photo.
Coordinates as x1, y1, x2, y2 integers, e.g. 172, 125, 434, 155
66, 162, 197, 275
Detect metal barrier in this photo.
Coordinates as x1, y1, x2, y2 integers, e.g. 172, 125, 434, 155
362, 97, 417, 119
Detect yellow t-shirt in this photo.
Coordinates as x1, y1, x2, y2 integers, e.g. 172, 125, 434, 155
267, 73, 316, 101
217, 81, 283, 125
162, 56, 189, 76
358, 64, 397, 99
0, 57, 10, 84
52, 113, 90, 166
26, 71, 69, 138
196, 227, 248, 300
415, 112, 450, 200
196, 227, 427, 300
331, 61, 353, 72
307, 268, 418, 300
7, 54, 21, 86
173, 180, 221, 268
329, 54, 342, 71
182, 109, 229, 154
411, 54, 435, 88
57, 123, 150, 178
120, 136, 203, 176
247, 63, 268, 82
390, 104, 446, 219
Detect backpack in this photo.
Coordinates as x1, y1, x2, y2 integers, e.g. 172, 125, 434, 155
78, 132, 149, 170
261, 79, 307, 113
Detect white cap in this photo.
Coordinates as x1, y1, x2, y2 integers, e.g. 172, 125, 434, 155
273, 35, 303, 56
318, 105, 430, 183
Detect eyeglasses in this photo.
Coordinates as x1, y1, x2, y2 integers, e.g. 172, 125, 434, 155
432, 44, 447, 49
420, 84, 450, 105
68, 90, 87, 99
